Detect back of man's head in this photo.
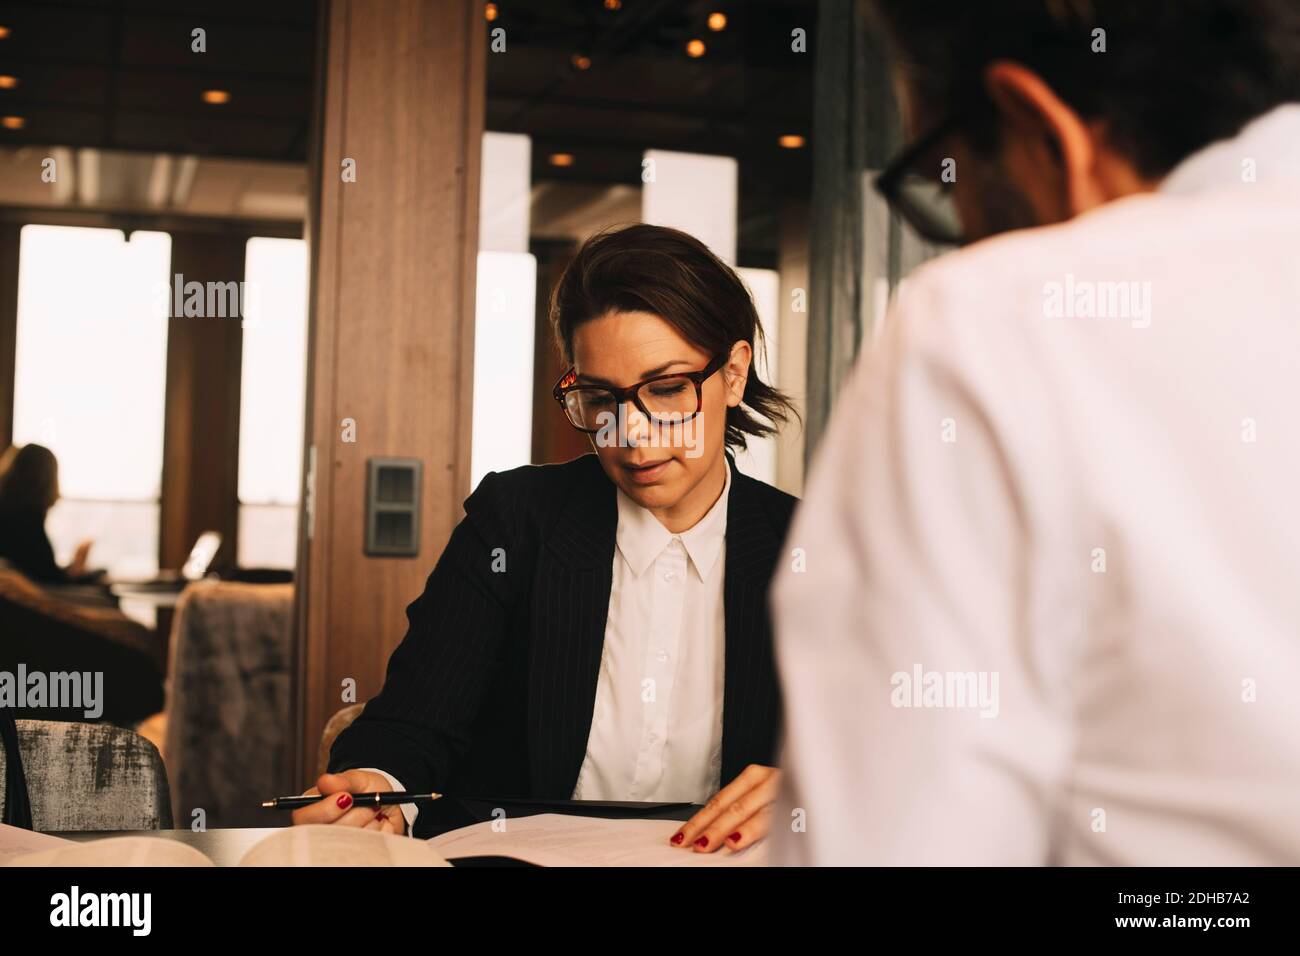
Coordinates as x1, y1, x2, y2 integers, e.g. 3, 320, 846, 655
873, 0, 1300, 179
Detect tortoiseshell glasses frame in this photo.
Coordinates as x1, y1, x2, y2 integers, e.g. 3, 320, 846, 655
552, 354, 729, 434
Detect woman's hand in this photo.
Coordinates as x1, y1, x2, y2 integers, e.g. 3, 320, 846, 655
669, 764, 780, 853
290, 769, 406, 835
69, 539, 92, 577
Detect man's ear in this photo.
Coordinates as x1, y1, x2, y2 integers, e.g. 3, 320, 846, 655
722, 341, 752, 408
982, 60, 1102, 215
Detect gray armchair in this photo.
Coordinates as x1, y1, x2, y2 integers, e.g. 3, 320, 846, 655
163, 580, 294, 829
0, 719, 172, 831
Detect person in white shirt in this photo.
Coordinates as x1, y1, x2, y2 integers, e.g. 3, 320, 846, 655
772, 0, 1300, 865
291, 224, 798, 852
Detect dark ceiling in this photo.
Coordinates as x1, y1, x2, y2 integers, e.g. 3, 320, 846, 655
486, 0, 816, 199
0, 0, 318, 159
487, 0, 817, 265
0, 0, 816, 259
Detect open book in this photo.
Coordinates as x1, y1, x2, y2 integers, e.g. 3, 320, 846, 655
3, 815, 767, 867
1, 824, 450, 867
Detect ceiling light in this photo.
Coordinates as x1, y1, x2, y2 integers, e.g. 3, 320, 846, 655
202, 89, 231, 105
0, 75, 17, 90
604, 0, 622, 9
0, 26, 11, 39
686, 38, 706, 58
571, 53, 591, 70
2, 116, 25, 130
708, 12, 727, 31
485, 3, 498, 21
549, 153, 575, 168
778, 134, 806, 149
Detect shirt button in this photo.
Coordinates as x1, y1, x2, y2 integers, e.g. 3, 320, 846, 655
655, 649, 669, 663
664, 570, 676, 581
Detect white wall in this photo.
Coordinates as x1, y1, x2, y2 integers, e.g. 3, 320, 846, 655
471, 132, 538, 489
642, 149, 738, 265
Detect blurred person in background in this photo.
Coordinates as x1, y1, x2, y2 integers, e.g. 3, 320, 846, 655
773, 0, 1300, 864
0, 444, 95, 585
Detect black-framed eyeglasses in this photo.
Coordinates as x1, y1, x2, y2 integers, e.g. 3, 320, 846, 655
552, 354, 728, 434
873, 112, 966, 247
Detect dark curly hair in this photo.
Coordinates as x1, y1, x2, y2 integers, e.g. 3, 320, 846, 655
549, 223, 798, 451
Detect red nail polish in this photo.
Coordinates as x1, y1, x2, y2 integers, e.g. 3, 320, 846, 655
670, 832, 684, 845
728, 832, 742, 843
695, 836, 709, 848
336, 793, 352, 809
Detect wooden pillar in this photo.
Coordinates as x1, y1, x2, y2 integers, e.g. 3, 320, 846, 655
530, 238, 588, 466
293, 0, 485, 784
159, 231, 246, 572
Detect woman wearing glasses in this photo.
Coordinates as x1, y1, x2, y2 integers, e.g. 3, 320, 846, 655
294, 223, 798, 855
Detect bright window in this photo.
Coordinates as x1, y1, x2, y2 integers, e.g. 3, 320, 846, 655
12, 225, 171, 578
237, 237, 309, 569
471, 250, 537, 489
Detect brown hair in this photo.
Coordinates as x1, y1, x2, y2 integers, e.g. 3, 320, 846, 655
0, 444, 60, 514
550, 223, 798, 451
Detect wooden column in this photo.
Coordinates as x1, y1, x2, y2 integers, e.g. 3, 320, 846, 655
530, 238, 588, 466
159, 231, 246, 572
293, 0, 485, 783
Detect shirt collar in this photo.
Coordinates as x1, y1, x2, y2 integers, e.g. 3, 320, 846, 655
615, 462, 731, 580
1159, 104, 1300, 196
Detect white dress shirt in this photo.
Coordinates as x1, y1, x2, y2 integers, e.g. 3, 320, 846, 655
573, 462, 729, 802
772, 105, 1300, 866
368, 462, 730, 832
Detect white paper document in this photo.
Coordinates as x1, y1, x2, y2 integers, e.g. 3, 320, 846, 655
428, 814, 769, 867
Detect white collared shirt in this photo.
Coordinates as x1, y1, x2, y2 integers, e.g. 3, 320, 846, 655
370, 461, 731, 831
572, 462, 730, 802
772, 105, 1300, 865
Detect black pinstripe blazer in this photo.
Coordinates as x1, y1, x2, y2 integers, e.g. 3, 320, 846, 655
330, 452, 796, 831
